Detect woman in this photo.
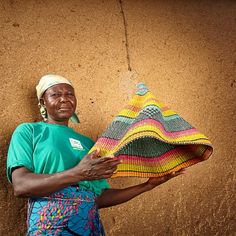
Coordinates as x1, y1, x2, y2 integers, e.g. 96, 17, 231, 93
7, 74, 184, 235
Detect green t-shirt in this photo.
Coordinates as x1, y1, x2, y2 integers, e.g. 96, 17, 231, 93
7, 122, 109, 196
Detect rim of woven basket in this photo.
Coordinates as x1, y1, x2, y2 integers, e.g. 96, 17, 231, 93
111, 136, 213, 178
112, 131, 213, 160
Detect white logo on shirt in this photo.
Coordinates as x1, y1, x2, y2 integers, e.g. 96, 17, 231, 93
69, 138, 84, 150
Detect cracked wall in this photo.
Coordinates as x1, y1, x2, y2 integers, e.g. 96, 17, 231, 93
0, 0, 235, 235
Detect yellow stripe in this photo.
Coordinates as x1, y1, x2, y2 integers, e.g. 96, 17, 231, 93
127, 92, 165, 106
116, 154, 198, 172
128, 99, 164, 108
118, 109, 138, 118
112, 159, 200, 178
118, 106, 176, 118
117, 126, 208, 144
162, 109, 177, 116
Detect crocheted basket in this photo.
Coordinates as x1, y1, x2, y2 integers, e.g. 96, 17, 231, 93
89, 83, 213, 178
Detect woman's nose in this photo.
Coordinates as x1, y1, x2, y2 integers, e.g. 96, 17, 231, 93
60, 94, 69, 102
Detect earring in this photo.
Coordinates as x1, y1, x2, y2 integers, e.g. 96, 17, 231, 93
39, 103, 47, 121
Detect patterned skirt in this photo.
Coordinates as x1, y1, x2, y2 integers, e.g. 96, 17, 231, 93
27, 186, 105, 236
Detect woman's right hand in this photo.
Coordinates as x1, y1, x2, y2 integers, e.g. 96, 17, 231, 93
71, 149, 121, 181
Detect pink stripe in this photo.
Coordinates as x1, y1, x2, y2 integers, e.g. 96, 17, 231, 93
130, 118, 197, 137
125, 105, 142, 112
145, 97, 160, 103
143, 97, 169, 110
161, 106, 170, 111
97, 138, 119, 147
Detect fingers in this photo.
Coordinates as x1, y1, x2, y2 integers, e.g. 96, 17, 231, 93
88, 152, 120, 176
96, 159, 120, 172
86, 150, 120, 166
170, 169, 186, 177
177, 168, 186, 174
93, 165, 118, 179
89, 149, 118, 163
100, 173, 114, 179
104, 166, 117, 174
98, 157, 119, 176
93, 156, 121, 166
76, 150, 121, 181
94, 156, 114, 163
89, 149, 101, 159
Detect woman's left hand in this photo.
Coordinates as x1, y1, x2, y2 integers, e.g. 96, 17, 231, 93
97, 168, 186, 208
146, 169, 186, 190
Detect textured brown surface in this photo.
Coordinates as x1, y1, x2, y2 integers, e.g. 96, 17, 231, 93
0, 0, 235, 235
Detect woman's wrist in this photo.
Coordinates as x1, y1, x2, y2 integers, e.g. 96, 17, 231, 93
60, 167, 85, 185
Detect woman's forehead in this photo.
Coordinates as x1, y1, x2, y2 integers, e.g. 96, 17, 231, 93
45, 83, 74, 93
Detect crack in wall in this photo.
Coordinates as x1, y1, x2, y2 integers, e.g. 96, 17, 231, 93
118, 0, 132, 71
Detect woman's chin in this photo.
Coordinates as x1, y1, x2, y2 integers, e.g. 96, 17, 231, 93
57, 111, 74, 119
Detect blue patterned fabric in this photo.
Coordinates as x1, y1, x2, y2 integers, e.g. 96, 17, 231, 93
27, 186, 105, 236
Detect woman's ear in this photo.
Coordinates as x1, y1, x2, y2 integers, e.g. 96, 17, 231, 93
39, 98, 45, 106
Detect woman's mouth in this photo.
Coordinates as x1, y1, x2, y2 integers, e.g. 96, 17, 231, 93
58, 107, 72, 111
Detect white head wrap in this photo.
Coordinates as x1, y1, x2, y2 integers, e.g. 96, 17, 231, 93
36, 74, 79, 123
36, 74, 73, 100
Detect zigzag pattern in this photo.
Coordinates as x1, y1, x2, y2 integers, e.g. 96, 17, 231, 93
89, 83, 213, 177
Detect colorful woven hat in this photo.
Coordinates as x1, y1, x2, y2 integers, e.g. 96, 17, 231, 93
89, 83, 213, 178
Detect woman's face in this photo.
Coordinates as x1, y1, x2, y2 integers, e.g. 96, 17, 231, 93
41, 83, 77, 125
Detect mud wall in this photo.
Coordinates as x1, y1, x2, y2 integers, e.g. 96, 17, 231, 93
0, 0, 235, 235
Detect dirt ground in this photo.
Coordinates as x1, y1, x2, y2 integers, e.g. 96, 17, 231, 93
0, 0, 235, 235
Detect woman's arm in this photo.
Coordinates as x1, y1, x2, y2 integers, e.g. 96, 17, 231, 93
12, 167, 81, 197
12, 150, 120, 198
96, 170, 185, 208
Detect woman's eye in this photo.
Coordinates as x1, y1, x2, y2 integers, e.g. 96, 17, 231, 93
67, 92, 74, 96
50, 93, 60, 97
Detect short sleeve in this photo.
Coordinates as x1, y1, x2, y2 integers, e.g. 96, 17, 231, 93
7, 124, 35, 183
